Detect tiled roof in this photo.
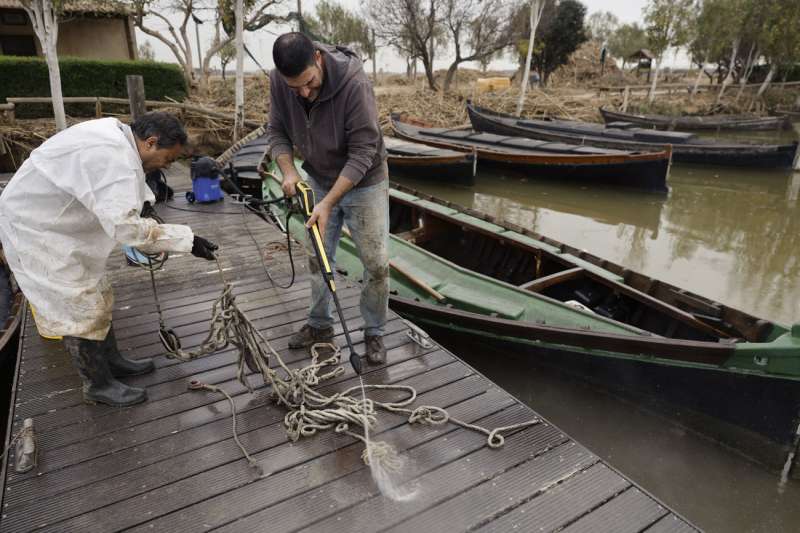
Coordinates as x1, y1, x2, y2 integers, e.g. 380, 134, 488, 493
0, 0, 131, 15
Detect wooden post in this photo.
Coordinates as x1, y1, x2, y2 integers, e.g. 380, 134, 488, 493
94, 97, 102, 118
792, 122, 800, 170
621, 86, 630, 112
126, 75, 146, 121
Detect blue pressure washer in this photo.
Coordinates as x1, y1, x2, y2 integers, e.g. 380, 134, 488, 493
186, 156, 224, 204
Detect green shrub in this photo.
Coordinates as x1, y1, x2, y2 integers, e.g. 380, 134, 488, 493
0, 56, 187, 117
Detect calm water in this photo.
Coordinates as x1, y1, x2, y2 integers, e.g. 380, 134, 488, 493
392, 128, 800, 532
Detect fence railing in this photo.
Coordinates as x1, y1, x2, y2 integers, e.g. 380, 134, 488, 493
0, 96, 261, 128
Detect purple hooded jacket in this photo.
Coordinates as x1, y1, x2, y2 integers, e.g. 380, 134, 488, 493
267, 42, 387, 189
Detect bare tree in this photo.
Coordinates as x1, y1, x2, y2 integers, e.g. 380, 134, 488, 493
369, 0, 444, 91
441, 0, 516, 92
20, 0, 66, 130
138, 40, 156, 60
234, 0, 244, 140
217, 39, 235, 79
516, 0, 546, 116
132, 0, 296, 93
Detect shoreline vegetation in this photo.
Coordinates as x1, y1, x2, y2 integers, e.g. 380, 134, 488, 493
1, 44, 798, 170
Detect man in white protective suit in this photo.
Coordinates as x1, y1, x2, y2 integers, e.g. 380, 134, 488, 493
0, 112, 219, 407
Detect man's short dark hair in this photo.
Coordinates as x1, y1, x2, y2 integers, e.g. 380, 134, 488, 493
273, 32, 316, 78
131, 112, 187, 148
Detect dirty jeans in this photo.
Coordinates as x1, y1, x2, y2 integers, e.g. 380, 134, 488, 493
306, 178, 389, 337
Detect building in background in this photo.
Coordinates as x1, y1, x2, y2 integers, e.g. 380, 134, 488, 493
0, 0, 137, 60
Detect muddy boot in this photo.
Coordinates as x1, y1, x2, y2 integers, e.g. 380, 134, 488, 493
63, 336, 147, 407
103, 324, 154, 377
365, 335, 386, 365
288, 324, 335, 349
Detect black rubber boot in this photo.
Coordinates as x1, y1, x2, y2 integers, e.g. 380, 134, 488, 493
288, 324, 335, 349
63, 336, 148, 407
103, 324, 155, 377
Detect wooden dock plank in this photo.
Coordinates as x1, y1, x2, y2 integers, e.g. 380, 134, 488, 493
0, 172, 699, 532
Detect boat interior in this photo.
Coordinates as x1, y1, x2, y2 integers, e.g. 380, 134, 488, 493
388, 190, 775, 346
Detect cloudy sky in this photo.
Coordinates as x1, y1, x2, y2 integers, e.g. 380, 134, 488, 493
138, 0, 657, 73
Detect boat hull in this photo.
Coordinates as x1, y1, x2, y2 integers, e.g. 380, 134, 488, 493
468, 104, 798, 168
387, 154, 476, 185
600, 106, 792, 131
391, 115, 672, 194
418, 319, 800, 474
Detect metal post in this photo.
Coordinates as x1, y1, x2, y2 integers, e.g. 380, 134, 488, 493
126, 75, 146, 121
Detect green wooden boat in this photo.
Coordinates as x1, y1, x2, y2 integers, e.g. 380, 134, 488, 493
259, 159, 800, 471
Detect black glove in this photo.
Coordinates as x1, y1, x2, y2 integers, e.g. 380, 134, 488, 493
191, 236, 218, 260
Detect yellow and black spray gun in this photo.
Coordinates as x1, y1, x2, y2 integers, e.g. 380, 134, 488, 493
295, 182, 363, 375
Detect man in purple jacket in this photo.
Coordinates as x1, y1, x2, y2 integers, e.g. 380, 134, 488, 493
267, 32, 389, 365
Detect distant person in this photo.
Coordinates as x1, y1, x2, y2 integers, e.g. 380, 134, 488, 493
0, 113, 218, 407
267, 32, 389, 365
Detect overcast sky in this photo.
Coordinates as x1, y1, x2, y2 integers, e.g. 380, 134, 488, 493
137, 0, 657, 74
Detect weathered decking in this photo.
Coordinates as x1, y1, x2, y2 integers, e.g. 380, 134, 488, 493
0, 172, 699, 532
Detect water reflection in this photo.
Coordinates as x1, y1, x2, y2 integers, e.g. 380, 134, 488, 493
390, 129, 800, 532
393, 160, 800, 325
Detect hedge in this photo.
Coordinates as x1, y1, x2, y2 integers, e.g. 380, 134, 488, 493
0, 56, 187, 117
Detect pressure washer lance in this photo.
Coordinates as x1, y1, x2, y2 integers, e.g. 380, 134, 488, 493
295, 181, 363, 375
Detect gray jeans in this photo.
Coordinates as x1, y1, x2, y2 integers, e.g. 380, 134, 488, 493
306, 178, 389, 337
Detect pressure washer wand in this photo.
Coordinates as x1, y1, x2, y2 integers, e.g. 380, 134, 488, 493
295, 182, 363, 375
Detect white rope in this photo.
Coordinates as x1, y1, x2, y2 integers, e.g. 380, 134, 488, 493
163, 256, 541, 471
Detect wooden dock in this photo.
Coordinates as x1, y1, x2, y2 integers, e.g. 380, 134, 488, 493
0, 170, 700, 532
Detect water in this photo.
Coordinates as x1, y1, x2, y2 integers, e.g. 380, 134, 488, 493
358, 375, 418, 502
392, 128, 800, 532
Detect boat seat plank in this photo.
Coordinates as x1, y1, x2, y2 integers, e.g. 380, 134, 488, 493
520, 267, 585, 293
437, 284, 526, 320
582, 270, 730, 339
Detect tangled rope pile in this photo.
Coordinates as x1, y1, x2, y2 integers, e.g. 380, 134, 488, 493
177, 277, 541, 471
141, 245, 540, 473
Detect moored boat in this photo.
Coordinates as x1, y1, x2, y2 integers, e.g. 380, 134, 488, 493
469, 102, 799, 168
259, 162, 800, 471
0, 250, 23, 363
391, 114, 672, 194
385, 137, 476, 184
600, 106, 792, 131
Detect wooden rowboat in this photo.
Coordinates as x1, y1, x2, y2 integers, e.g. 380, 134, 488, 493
468, 102, 799, 168
600, 106, 792, 131
391, 114, 672, 194
385, 137, 476, 185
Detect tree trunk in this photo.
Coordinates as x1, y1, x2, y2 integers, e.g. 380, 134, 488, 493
443, 61, 460, 92
754, 64, 777, 101
690, 52, 709, 100
23, 0, 66, 130
421, 55, 437, 91
716, 38, 740, 105
648, 59, 660, 105
516, 0, 544, 117
234, 0, 245, 140
44, 38, 66, 131
734, 44, 757, 103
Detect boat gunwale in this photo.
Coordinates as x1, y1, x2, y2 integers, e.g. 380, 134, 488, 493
391, 114, 672, 165
388, 181, 782, 341
468, 102, 799, 156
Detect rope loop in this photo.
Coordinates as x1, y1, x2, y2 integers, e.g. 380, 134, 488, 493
409, 405, 449, 426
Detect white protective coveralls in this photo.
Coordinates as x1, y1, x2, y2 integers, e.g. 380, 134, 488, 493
0, 118, 194, 340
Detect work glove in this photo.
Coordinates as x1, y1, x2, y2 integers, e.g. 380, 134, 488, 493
191, 236, 219, 260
